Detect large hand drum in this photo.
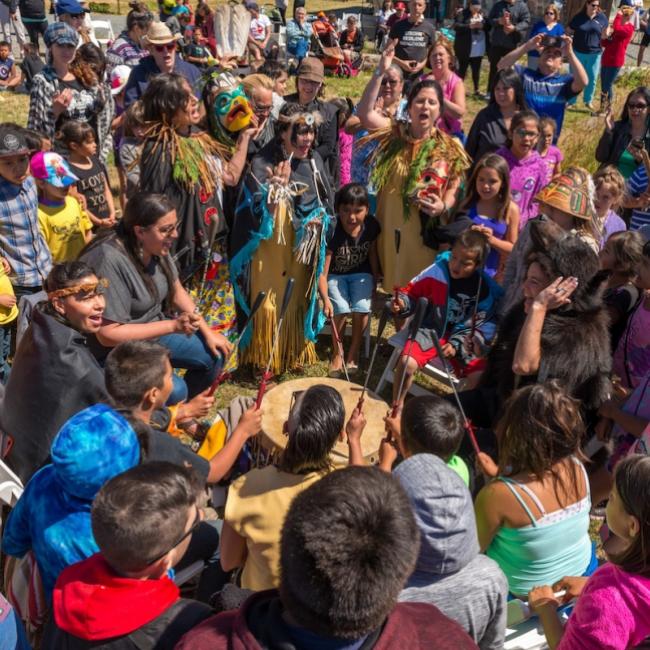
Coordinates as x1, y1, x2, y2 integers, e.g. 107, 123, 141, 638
259, 377, 388, 467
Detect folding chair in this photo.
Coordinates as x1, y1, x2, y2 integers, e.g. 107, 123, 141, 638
91, 19, 115, 49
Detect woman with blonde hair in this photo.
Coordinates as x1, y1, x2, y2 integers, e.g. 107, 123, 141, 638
527, 4, 564, 70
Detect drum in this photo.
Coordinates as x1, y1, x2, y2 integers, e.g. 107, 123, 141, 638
257, 377, 388, 467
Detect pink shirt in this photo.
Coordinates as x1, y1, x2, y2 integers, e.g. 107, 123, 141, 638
439, 72, 463, 136
558, 563, 650, 650
613, 293, 650, 389
338, 127, 353, 186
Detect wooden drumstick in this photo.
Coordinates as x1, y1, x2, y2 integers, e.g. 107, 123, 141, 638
429, 326, 480, 456
390, 296, 428, 421
207, 290, 266, 397
330, 318, 351, 383
393, 228, 401, 302
357, 304, 390, 411
256, 278, 295, 408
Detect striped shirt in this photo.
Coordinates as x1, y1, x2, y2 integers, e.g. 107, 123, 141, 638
628, 164, 650, 231
0, 176, 52, 287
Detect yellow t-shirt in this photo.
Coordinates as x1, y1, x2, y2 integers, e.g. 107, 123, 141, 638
38, 197, 93, 263
224, 465, 326, 591
0, 267, 17, 325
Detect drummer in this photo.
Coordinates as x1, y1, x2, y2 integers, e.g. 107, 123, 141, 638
220, 384, 366, 591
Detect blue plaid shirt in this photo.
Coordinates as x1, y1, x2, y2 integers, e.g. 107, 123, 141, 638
0, 176, 52, 287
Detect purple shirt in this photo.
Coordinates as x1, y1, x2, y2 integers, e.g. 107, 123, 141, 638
496, 146, 549, 231
540, 144, 563, 179
599, 209, 626, 249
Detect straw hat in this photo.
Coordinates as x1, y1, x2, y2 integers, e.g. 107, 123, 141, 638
143, 22, 181, 45
535, 167, 595, 221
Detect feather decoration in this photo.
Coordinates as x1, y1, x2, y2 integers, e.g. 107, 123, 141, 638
229, 3, 251, 57
214, 4, 230, 57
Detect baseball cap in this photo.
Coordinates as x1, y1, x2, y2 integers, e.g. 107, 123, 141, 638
395, 2, 407, 9
540, 34, 563, 51
30, 152, 78, 188
44, 21, 79, 48
110, 65, 131, 96
470, 0, 482, 6
55, 0, 88, 15
0, 127, 29, 158
297, 57, 324, 83
246, 1, 259, 9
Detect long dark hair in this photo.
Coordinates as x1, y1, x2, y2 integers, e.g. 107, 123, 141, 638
460, 152, 512, 222
610, 455, 650, 578
141, 73, 189, 125
81, 193, 177, 309
279, 385, 344, 474
490, 68, 528, 111
619, 86, 650, 128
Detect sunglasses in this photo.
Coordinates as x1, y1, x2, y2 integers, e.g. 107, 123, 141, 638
69, 12, 85, 18
381, 78, 399, 86
154, 43, 176, 52
515, 129, 538, 138
545, 11, 556, 15
628, 102, 648, 110
146, 506, 202, 566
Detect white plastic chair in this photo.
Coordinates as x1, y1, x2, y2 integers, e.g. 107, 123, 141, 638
91, 19, 115, 49
0, 457, 23, 510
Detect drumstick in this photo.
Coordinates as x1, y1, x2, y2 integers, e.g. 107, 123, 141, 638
429, 326, 480, 456
206, 290, 267, 397
391, 296, 428, 419
255, 277, 295, 408
393, 228, 401, 303
330, 318, 351, 383
357, 304, 390, 411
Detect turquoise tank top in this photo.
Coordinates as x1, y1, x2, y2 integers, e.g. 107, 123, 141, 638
486, 460, 592, 596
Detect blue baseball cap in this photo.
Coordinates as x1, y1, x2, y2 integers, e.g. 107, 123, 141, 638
55, 0, 88, 15
43, 21, 79, 48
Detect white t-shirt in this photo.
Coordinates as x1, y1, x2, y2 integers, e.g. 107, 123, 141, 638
250, 14, 271, 41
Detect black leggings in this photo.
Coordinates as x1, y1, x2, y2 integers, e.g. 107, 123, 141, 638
457, 55, 483, 92
23, 19, 47, 50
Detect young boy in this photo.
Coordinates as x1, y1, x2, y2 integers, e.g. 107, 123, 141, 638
382, 394, 470, 486
0, 123, 52, 301
391, 229, 502, 404
184, 26, 212, 68
0, 41, 22, 91
32, 151, 93, 262
176, 466, 478, 649
44, 462, 213, 648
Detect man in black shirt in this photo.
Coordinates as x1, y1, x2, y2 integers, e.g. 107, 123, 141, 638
388, 0, 435, 80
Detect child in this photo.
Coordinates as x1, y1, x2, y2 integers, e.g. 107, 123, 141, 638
319, 183, 381, 376
530, 454, 650, 650
0, 40, 22, 92
382, 394, 471, 485
32, 151, 93, 262
599, 230, 644, 351
0, 123, 52, 300
592, 165, 627, 248
44, 462, 213, 648
330, 97, 354, 186
118, 100, 145, 201
18, 42, 44, 93
258, 59, 288, 117
613, 239, 650, 389
59, 120, 116, 229
458, 152, 519, 278
624, 150, 650, 232
0, 260, 17, 383
495, 110, 550, 231
184, 26, 212, 68
177, 466, 478, 649
537, 116, 563, 179
391, 229, 503, 404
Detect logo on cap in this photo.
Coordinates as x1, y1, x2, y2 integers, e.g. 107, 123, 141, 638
3, 134, 20, 152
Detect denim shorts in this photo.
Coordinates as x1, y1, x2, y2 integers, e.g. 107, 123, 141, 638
327, 273, 373, 314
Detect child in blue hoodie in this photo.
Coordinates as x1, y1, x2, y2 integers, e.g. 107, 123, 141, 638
1, 405, 140, 601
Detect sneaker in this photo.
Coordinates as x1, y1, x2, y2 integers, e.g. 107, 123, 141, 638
585, 101, 596, 112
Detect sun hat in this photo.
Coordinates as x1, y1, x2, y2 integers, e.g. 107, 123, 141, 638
143, 21, 181, 45
535, 167, 595, 221
297, 57, 324, 83
110, 64, 131, 96
30, 152, 78, 188
55, 0, 88, 15
43, 21, 79, 48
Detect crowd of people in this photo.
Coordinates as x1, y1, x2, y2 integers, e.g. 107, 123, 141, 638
0, 0, 649, 648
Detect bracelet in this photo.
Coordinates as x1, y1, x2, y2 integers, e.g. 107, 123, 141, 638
373, 67, 383, 77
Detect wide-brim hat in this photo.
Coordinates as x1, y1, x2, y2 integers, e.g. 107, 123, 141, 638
535, 167, 595, 221
297, 56, 324, 83
143, 21, 181, 45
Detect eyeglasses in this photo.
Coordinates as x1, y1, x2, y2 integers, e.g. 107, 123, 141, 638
628, 102, 648, 110
544, 11, 556, 15
153, 220, 181, 237
589, 3, 599, 7
146, 506, 202, 566
381, 78, 400, 86
515, 129, 538, 138
154, 43, 176, 52
252, 99, 273, 114
69, 12, 85, 18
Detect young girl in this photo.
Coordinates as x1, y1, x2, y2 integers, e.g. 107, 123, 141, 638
592, 165, 627, 248
59, 120, 116, 229
613, 239, 650, 389
459, 152, 520, 279
538, 117, 563, 179
331, 97, 354, 187
118, 100, 145, 203
496, 110, 549, 231
599, 230, 644, 351
319, 183, 381, 375
530, 454, 650, 650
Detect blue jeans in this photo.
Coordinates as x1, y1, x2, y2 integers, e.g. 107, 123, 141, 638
287, 38, 308, 62
0, 323, 11, 384
327, 273, 373, 314
600, 65, 621, 102
569, 50, 602, 105
158, 331, 223, 403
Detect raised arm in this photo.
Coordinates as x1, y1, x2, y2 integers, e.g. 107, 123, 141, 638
497, 34, 540, 70
562, 35, 587, 93
357, 45, 396, 131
